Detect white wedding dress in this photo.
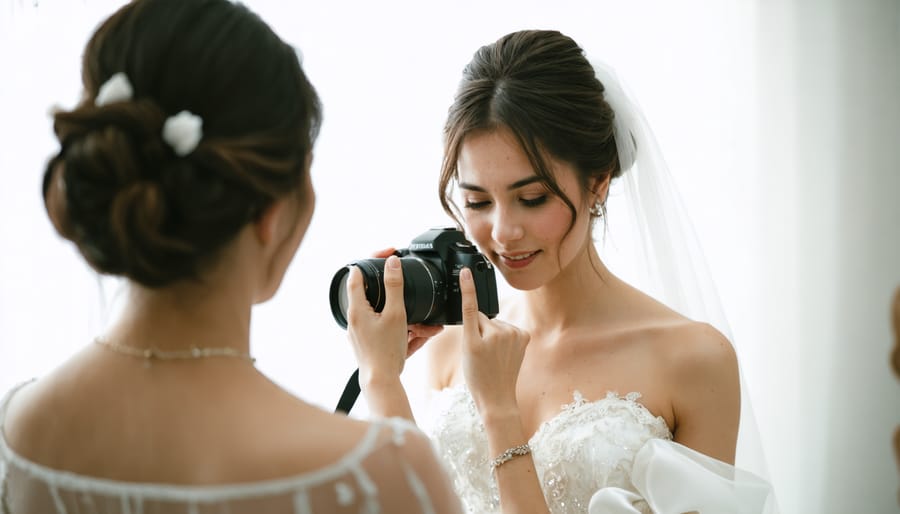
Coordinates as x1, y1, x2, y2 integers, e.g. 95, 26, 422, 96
426, 384, 776, 514
0, 382, 458, 514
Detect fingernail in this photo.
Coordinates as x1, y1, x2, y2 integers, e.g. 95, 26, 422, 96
460, 267, 471, 281
387, 255, 400, 269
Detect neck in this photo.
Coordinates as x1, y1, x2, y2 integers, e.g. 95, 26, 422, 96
103, 276, 253, 355
517, 242, 618, 336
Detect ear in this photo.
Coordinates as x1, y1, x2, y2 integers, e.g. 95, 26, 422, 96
589, 175, 611, 204
253, 198, 290, 246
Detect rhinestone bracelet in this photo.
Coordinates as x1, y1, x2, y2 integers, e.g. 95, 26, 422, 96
490, 443, 531, 472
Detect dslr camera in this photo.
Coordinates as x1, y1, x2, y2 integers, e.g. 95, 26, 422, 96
329, 227, 499, 328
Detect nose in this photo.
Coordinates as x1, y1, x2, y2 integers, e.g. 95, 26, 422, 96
491, 205, 524, 245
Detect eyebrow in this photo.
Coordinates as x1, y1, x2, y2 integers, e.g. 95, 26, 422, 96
458, 176, 543, 192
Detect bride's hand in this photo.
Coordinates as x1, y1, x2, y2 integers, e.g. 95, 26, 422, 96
369, 247, 444, 359
345, 255, 408, 386
407, 324, 443, 357
459, 267, 530, 412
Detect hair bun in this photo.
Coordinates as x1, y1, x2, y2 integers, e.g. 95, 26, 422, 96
46, 103, 199, 286
106, 180, 196, 285
43, 0, 321, 287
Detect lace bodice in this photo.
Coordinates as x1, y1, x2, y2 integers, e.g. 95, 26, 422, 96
0, 383, 461, 514
425, 385, 672, 514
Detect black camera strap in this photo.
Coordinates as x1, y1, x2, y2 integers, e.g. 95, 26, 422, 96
335, 368, 361, 414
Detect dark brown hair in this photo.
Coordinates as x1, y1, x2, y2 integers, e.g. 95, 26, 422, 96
43, 0, 321, 287
439, 30, 622, 233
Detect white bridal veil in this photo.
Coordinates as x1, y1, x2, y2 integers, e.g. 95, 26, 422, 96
592, 62, 779, 513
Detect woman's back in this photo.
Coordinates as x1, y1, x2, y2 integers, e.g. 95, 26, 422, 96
2, 0, 463, 512
1, 348, 460, 513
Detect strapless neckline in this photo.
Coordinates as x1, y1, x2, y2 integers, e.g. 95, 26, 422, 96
426, 384, 673, 514
529, 389, 672, 443
433, 384, 672, 444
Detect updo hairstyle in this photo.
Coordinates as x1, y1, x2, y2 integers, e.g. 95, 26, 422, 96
42, 0, 322, 287
438, 29, 622, 233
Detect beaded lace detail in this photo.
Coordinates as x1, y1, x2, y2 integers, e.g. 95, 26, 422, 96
426, 386, 672, 514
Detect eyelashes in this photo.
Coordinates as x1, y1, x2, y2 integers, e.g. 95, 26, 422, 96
464, 195, 548, 210
464, 200, 490, 210
520, 196, 547, 207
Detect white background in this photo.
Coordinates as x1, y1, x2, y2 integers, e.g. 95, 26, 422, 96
1, 1, 899, 513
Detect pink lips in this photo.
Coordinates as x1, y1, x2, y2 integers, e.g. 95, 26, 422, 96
499, 250, 540, 269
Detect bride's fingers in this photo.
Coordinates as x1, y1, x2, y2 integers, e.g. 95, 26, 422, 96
345, 267, 372, 325
405, 325, 443, 358
380, 255, 406, 323
406, 337, 428, 358
460, 267, 483, 340
371, 247, 396, 259
408, 324, 443, 339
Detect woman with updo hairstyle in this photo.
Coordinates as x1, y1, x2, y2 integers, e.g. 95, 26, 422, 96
0, 1, 462, 513
346, 30, 777, 513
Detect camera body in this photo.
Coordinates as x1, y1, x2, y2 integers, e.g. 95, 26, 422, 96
329, 227, 499, 328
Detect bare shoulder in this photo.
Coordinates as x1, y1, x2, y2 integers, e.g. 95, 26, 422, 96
2, 379, 49, 455
2, 361, 91, 461
233, 380, 374, 475
610, 277, 737, 379
425, 324, 465, 390
652, 321, 741, 462
657, 321, 738, 379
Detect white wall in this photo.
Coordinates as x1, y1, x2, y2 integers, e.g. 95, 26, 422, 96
1, 1, 898, 512
752, 1, 900, 512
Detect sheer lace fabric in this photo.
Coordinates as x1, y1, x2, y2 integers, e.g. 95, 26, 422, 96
425, 385, 671, 514
0, 383, 459, 514
425, 385, 776, 514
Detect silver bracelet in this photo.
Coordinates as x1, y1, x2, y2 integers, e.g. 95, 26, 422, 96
490, 443, 531, 472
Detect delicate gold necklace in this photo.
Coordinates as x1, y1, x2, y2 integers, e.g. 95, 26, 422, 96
94, 337, 256, 365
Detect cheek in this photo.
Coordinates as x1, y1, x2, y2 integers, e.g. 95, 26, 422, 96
463, 213, 492, 247
555, 208, 593, 259
537, 203, 577, 241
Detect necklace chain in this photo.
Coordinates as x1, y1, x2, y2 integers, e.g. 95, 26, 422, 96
94, 337, 256, 364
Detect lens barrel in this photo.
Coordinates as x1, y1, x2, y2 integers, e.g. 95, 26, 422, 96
329, 257, 444, 329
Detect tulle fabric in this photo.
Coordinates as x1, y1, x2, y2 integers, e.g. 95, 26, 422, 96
589, 439, 776, 514
0, 382, 462, 514
592, 62, 778, 500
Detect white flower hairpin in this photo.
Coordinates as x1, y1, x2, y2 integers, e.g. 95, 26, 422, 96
94, 72, 203, 156
162, 111, 203, 156
95, 72, 133, 106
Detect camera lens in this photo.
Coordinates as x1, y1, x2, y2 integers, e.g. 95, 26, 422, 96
329, 257, 445, 329
329, 260, 382, 329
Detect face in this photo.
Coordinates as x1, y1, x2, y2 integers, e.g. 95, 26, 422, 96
456, 127, 596, 291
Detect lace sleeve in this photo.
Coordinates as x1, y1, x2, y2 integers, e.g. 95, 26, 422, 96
362, 418, 464, 514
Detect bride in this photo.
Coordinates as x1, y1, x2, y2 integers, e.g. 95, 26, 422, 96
346, 29, 777, 514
